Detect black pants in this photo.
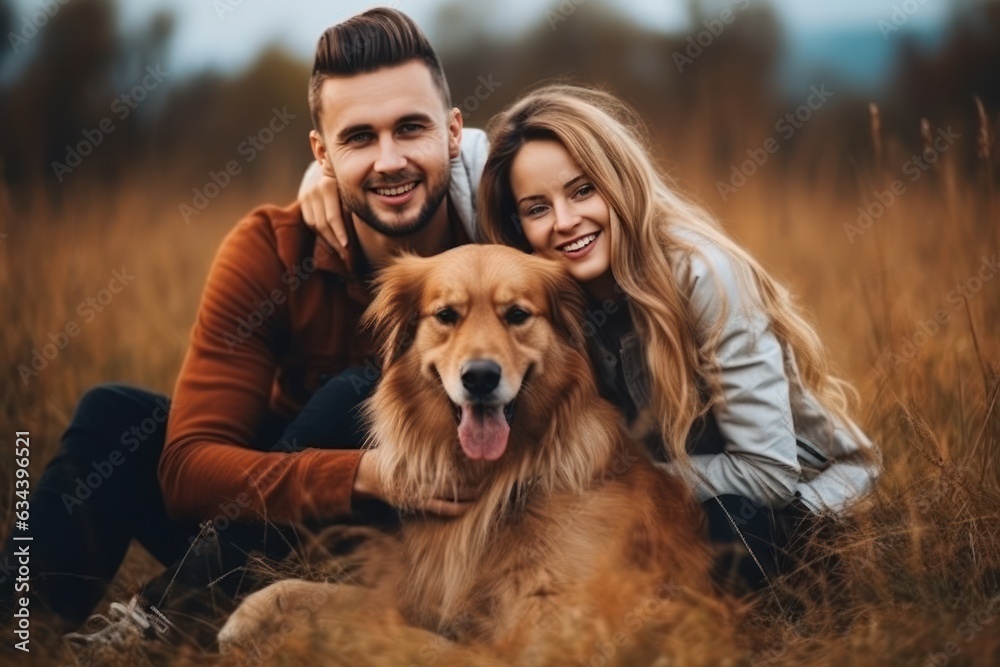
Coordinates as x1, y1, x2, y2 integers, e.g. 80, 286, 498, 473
687, 412, 805, 592
0, 385, 201, 627
0, 372, 380, 634
701, 494, 804, 593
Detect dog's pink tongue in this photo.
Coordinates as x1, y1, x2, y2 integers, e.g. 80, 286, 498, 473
457, 404, 509, 461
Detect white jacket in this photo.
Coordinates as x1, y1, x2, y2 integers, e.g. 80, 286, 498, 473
449, 128, 490, 240
663, 228, 880, 512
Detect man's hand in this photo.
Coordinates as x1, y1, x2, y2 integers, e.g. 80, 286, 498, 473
353, 450, 478, 517
411, 493, 477, 518
298, 161, 349, 264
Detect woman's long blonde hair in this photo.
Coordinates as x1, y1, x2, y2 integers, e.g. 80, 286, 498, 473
478, 84, 861, 466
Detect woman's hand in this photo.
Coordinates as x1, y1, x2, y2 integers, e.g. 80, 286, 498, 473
298, 160, 349, 264
352, 450, 478, 517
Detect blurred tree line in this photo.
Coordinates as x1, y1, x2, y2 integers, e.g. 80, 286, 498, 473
0, 0, 997, 213
0, 0, 313, 212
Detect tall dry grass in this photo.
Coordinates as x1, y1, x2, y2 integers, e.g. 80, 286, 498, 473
0, 101, 998, 665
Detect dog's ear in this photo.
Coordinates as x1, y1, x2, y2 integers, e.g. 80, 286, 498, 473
538, 260, 587, 349
362, 254, 426, 367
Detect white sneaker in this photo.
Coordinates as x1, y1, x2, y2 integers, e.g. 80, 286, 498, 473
63, 595, 171, 650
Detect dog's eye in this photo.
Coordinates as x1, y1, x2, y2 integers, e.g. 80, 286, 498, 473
435, 307, 460, 325
505, 307, 531, 325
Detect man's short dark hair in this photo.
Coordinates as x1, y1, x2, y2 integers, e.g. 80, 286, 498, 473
309, 7, 452, 132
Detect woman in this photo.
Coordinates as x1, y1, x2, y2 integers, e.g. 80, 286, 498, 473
476, 85, 879, 590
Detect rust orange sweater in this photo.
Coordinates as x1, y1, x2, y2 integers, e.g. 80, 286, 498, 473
160, 201, 469, 523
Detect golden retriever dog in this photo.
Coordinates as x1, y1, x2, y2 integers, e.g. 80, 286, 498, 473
218, 245, 714, 663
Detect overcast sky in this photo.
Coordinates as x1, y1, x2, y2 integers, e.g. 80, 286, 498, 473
6, 0, 954, 87
108, 0, 952, 72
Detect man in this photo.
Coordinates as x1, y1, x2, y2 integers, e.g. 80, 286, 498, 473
159, 6, 487, 529
0, 7, 488, 645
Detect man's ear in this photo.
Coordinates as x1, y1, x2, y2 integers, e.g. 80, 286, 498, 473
309, 129, 335, 177
447, 107, 463, 160
362, 255, 427, 366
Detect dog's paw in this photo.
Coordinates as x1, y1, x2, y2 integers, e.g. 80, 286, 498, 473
217, 578, 333, 655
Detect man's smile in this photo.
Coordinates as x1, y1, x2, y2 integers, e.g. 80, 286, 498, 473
374, 182, 417, 197
372, 180, 420, 206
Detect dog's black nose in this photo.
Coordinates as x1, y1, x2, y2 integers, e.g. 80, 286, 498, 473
461, 360, 502, 396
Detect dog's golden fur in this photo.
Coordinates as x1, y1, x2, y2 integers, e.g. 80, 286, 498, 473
219, 245, 713, 659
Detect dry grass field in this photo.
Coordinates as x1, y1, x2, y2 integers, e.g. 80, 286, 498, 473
1, 103, 998, 665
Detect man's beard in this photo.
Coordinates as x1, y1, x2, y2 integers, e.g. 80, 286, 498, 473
342, 169, 450, 238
